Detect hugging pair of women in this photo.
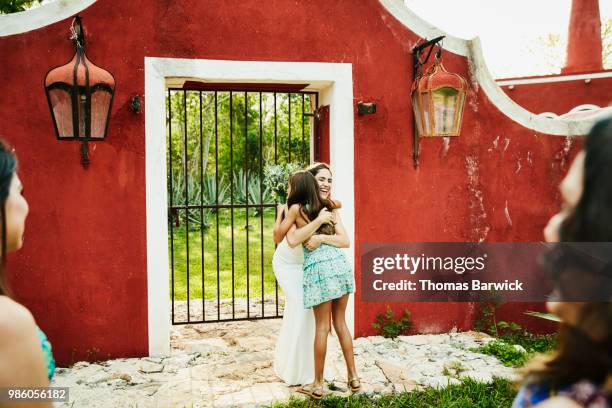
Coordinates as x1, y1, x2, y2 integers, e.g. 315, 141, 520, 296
271, 162, 359, 400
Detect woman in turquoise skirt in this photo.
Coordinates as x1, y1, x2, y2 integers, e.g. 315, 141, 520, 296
0, 140, 55, 397
278, 165, 360, 399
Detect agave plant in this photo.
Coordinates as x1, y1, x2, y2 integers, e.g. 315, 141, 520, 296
203, 174, 230, 209
170, 170, 226, 230
232, 169, 249, 205
231, 170, 272, 216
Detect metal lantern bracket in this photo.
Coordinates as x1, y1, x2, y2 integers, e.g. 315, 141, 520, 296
71, 16, 90, 167
70, 15, 85, 50
44, 15, 116, 169
411, 35, 445, 168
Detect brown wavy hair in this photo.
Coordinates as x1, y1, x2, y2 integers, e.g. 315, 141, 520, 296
286, 170, 337, 235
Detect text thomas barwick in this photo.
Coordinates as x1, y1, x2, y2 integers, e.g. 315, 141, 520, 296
372, 279, 524, 291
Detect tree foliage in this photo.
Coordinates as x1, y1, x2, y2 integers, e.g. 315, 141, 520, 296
530, 18, 612, 73
0, 0, 42, 14
166, 90, 314, 211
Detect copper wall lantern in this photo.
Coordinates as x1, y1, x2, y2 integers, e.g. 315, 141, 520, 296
412, 61, 467, 137
411, 36, 468, 166
44, 16, 115, 168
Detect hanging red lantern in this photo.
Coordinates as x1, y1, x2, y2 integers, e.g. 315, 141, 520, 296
44, 16, 115, 167
412, 59, 467, 138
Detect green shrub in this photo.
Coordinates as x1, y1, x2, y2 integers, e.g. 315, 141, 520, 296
471, 339, 527, 367
499, 332, 557, 354
372, 306, 412, 339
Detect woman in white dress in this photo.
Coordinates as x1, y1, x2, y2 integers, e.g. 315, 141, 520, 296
271, 189, 333, 385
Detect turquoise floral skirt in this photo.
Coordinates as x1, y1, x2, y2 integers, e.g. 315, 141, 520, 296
303, 244, 354, 308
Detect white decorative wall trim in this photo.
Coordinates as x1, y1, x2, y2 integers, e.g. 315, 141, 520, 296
497, 72, 612, 86
379, 0, 612, 136
145, 58, 355, 356
569, 104, 601, 113
0, 0, 97, 37
467, 38, 612, 136
379, 0, 469, 56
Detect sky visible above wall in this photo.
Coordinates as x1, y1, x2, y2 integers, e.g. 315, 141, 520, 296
15, 0, 612, 79
404, 0, 612, 78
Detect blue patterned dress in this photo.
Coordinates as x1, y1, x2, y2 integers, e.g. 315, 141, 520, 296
302, 243, 354, 308
36, 327, 55, 381
513, 380, 611, 407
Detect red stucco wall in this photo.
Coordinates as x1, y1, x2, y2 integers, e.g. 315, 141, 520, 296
0, 0, 590, 365
499, 73, 612, 116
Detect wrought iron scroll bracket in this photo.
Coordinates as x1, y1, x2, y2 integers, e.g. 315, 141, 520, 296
411, 35, 444, 168
80, 141, 90, 169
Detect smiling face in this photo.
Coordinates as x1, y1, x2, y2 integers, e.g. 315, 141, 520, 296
313, 168, 332, 200
4, 173, 29, 252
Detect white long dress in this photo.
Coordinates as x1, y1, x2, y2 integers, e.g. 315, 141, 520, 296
273, 237, 331, 385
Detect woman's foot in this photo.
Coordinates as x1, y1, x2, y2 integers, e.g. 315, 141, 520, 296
348, 377, 361, 392
296, 383, 325, 400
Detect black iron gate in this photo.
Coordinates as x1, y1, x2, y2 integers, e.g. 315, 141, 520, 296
166, 85, 318, 324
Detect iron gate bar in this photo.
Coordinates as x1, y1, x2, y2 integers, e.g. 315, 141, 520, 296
215, 91, 221, 321
259, 92, 265, 317
273, 92, 279, 316
183, 90, 191, 323
170, 203, 278, 210
244, 92, 250, 318
288, 94, 291, 163
312, 94, 321, 161
172, 315, 282, 326
199, 91, 205, 321
168, 89, 176, 324
230, 92, 235, 320
274, 92, 278, 164
302, 93, 305, 164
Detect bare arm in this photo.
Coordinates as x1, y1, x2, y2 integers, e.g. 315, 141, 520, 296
306, 209, 350, 250
286, 208, 333, 248
273, 204, 299, 244
0, 297, 53, 408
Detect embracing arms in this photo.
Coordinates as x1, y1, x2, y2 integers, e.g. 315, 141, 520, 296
273, 203, 336, 247
273, 204, 332, 245
301, 209, 350, 250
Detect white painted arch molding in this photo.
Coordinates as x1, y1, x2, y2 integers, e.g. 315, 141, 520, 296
0, 0, 98, 37
379, 0, 612, 136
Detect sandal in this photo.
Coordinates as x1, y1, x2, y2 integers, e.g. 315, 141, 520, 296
348, 377, 361, 392
296, 383, 325, 400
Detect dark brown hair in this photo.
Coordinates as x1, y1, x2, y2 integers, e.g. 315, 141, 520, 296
523, 118, 612, 391
306, 162, 331, 178
0, 140, 17, 297
286, 170, 336, 235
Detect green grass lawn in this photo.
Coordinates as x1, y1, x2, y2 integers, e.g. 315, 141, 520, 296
169, 207, 283, 301
267, 378, 517, 407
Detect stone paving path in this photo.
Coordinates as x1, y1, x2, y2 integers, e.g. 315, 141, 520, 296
52, 319, 519, 407
172, 297, 285, 324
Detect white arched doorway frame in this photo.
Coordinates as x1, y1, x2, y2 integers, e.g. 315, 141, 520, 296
144, 58, 354, 356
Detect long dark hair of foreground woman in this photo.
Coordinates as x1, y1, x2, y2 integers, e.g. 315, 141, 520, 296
523, 118, 612, 394
0, 140, 17, 296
